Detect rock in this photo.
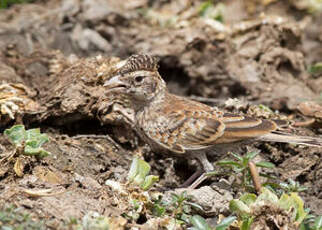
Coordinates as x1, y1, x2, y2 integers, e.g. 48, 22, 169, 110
164, 186, 233, 216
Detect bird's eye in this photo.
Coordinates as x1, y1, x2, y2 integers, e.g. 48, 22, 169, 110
135, 76, 144, 83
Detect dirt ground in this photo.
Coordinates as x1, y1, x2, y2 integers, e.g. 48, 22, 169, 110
0, 0, 321, 229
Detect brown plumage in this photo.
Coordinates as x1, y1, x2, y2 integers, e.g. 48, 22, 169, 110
104, 54, 322, 185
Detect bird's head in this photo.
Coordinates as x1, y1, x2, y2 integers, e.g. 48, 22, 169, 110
104, 54, 166, 108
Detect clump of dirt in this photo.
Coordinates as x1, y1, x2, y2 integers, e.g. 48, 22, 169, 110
251, 204, 298, 230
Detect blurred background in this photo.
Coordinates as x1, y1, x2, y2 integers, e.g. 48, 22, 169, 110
0, 0, 321, 110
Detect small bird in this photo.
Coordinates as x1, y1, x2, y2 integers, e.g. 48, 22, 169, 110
104, 54, 322, 187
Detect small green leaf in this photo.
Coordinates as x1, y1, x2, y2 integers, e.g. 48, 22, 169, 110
128, 157, 150, 185
25, 133, 49, 148
24, 145, 50, 157
25, 128, 41, 140
229, 200, 251, 216
152, 203, 165, 217
290, 193, 307, 224
277, 192, 308, 224
190, 215, 212, 230
4, 125, 50, 157
38, 150, 50, 158
131, 199, 142, 211
198, 1, 225, 22
263, 182, 281, 191
135, 158, 150, 180
217, 160, 242, 168
31, 133, 49, 148
25, 140, 39, 149
256, 187, 279, 204
313, 216, 322, 230
230, 152, 243, 161
128, 157, 157, 189
259, 173, 277, 180
198, 1, 213, 17
171, 193, 180, 203
186, 201, 204, 211
215, 216, 236, 230
141, 175, 159, 191
239, 193, 257, 206
245, 151, 258, 160
258, 104, 273, 113
278, 193, 292, 209
4, 125, 26, 146
128, 157, 140, 182
241, 217, 254, 230
308, 62, 322, 75
280, 179, 307, 193
256, 161, 275, 168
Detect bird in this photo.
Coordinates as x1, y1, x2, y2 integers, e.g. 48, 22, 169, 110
103, 54, 322, 187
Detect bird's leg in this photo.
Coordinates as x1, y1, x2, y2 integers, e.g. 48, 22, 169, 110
184, 152, 215, 189
180, 168, 203, 188
189, 173, 208, 189
195, 152, 215, 172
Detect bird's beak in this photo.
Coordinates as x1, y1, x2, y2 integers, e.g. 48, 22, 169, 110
103, 74, 128, 91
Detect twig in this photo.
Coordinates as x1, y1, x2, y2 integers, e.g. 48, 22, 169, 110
0, 150, 16, 165
248, 161, 262, 194
72, 134, 124, 152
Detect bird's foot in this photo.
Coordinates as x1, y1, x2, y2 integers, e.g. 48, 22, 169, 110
180, 169, 218, 189
188, 170, 218, 189
179, 168, 203, 188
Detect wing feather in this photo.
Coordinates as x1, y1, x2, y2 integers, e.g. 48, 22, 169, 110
145, 110, 225, 153
214, 113, 277, 143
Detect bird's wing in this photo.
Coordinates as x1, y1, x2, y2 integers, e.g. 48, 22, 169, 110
214, 113, 277, 143
145, 109, 226, 153
145, 111, 277, 153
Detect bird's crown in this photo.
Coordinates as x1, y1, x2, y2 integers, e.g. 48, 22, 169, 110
117, 54, 159, 75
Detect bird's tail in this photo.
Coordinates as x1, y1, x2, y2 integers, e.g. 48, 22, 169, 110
257, 131, 322, 147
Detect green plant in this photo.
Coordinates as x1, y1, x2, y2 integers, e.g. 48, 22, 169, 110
189, 215, 236, 230
152, 196, 166, 217
126, 159, 234, 229
167, 191, 201, 222
300, 215, 322, 230
66, 211, 128, 230
308, 62, 322, 75
128, 157, 159, 191
0, 204, 46, 230
1, 125, 51, 176
217, 151, 275, 192
264, 178, 308, 197
4, 124, 50, 158
151, 191, 204, 227
230, 187, 308, 229
279, 178, 308, 193
258, 104, 274, 113
198, 1, 225, 22
121, 157, 160, 222
0, 0, 34, 9
77, 211, 110, 230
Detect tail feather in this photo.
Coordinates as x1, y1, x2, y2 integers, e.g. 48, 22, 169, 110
258, 131, 322, 147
